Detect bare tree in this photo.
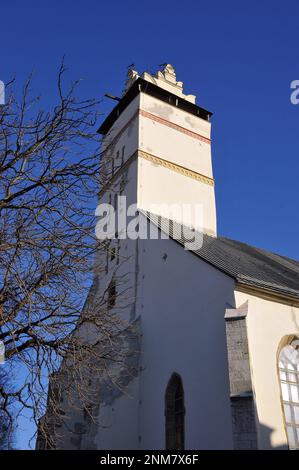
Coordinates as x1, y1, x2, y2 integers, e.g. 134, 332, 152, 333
0, 368, 15, 449
0, 64, 137, 448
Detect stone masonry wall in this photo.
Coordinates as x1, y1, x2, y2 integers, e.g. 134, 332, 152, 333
225, 302, 258, 449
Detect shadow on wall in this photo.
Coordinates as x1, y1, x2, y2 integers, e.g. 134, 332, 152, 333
259, 422, 288, 450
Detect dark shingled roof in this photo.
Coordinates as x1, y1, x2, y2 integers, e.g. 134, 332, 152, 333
145, 212, 299, 301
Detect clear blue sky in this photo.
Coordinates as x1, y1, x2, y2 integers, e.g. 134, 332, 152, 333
2, 0, 299, 448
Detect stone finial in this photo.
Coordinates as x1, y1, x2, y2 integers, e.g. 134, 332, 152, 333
155, 63, 182, 89
123, 68, 139, 95
122, 63, 196, 104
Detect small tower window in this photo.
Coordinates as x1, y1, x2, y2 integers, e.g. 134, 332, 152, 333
105, 250, 109, 274
278, 338, 299, 450
116, 238, 120, 265
121, 146, 125, 165
165, 373, 185, 450
120, 174, 126, 194
110, 247, 116, 261
108, 279, 116, 309
111, 158, 114, 176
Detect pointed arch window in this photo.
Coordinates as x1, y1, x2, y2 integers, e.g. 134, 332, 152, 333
165, 373, 185, 450
278, 338, 299, 450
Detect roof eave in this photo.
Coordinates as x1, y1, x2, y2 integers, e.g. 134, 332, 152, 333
98, 77, 212, 135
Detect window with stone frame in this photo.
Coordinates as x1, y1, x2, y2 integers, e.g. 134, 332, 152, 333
165, 373, 185, 450
278, 338, 299, 450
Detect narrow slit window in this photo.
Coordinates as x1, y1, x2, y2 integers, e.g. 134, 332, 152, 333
111, 158, 114, 176
116, 239, 120, 265
110, 247, 116, 261
108, 279, 116, 309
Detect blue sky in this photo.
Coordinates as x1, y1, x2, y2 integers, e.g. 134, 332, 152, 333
2, 0, 299, 448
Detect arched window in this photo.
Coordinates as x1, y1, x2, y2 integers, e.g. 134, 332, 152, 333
278, 338, 299, 450
165, 373, 185, 450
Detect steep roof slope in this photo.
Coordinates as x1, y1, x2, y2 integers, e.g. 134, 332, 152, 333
145, 212, 299, 301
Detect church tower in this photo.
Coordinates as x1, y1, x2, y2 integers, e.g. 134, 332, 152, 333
89, 65, 234, 451
98, 64, 217, 236
37, 65, 235, 452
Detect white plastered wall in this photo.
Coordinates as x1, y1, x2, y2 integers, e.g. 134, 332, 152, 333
136, 232, 235, 449
137, 93, 217, 235
139, 93, 213, 177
